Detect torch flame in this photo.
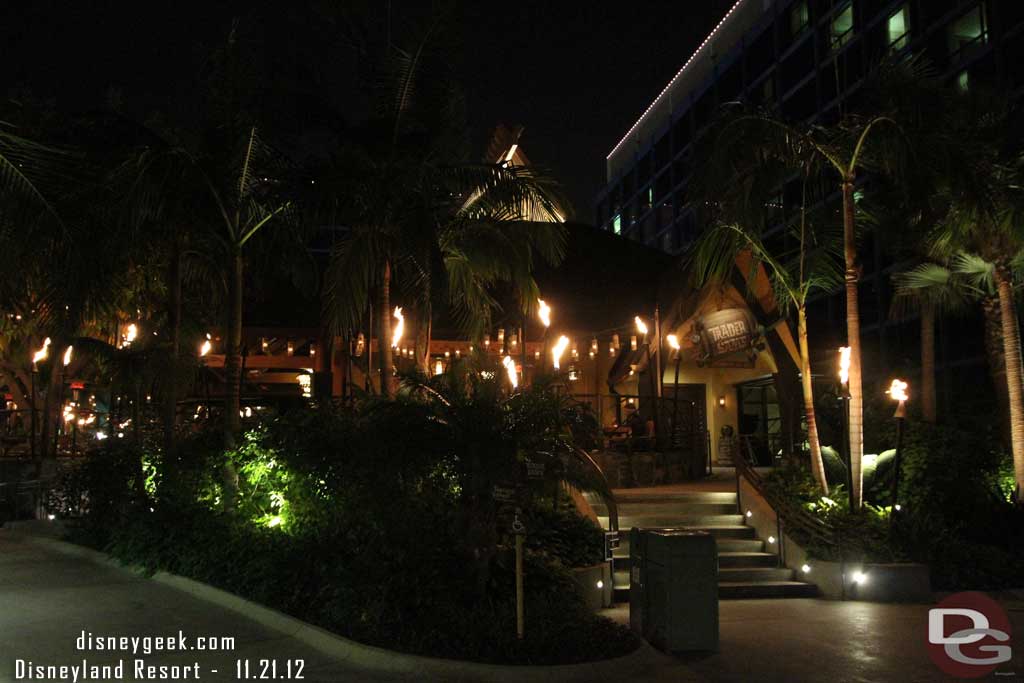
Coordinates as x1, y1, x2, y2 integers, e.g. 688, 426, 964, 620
391, 307, 405, 348
538, 299, 551, 328
635, 316, 648, 335
502, 355, 518, 389
886, 379, 909, 402
200, 333, 212, 357
121, 323, 138, 348
667, 334, 680, 351
552, 335, 570, 369
32, 338, 51, 365
838, 346, 851, 385
63, 345, 73, 366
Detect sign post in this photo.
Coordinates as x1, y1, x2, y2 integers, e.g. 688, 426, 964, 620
511, 510, 527, 640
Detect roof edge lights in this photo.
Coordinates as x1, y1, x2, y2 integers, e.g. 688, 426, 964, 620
606, 0, 748, 161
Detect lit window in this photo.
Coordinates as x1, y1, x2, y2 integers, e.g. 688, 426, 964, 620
830, 5, 854, 51
948, 5, 987, 59
612, 214, 622, 235
957, 70, 970, 92
887, 5, 910, 50
790, 0, 810, 36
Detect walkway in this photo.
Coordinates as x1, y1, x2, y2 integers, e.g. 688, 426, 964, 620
0, 528, 397, 683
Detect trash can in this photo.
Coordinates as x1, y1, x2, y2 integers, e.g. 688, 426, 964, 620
629, 528, 718, 653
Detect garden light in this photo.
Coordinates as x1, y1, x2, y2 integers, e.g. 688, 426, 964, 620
552, 335, 570, 369
838, 346, 851, 386
596, 580, 604, 589
391, 307, 404, 348
745, 510, 753, 518
801, 564, 811, 574
852, 571, 867, 585
62, 345, 73, 366
894, 504, 902, 512
502, 355, 518, 389
767, 535, 776, 544
538, 299, 551, 328
32, 338, 51, 367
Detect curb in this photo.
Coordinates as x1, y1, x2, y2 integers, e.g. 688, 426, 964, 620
9, 530, 687, 682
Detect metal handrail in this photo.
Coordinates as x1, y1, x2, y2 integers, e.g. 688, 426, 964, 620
572, 446, 618, 532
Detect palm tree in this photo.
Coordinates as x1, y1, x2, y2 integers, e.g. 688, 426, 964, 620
692, 175, 842, 492
318, 26, 566, 396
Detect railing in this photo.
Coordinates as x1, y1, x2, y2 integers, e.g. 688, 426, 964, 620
571, 446, 618, 533
734, 438, 839, 570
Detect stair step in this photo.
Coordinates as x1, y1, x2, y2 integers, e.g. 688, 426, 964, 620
719, 567, 795, 582
593, 502, 738, 516
718, 581, 818, 599
719, 552, 779, 568
611, 491, 737, 504
601, 514, 747, 528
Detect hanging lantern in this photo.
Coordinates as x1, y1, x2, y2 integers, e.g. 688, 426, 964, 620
630, 335, 638, 351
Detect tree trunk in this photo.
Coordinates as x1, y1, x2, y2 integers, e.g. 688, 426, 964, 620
378, 260, 394, 396
994, 266, 1024, 501
416, 301, 432, 375
982, 297, 1011, 448
841, 179, 865, 509
920, 301, 937, 423
163, 240, 182, 463
799, 307, 829, 492
224, 247, 244, 445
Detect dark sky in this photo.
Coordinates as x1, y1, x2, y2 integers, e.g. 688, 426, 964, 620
2, 0, 734, 220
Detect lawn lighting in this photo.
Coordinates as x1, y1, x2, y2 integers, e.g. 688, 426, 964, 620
538, 299, 551, 328
502, 355, 518, 389
552, 335, 570, 369
767, 535, 776, 544
801, 564, 811, 574
391, 307, 404, 348
852, 571, 867, 585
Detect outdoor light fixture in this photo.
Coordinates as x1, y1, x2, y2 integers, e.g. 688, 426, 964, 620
802, 564, 811, 574
47, 514, 55, 521
718, 396, 726, 407
596, 580, 604, 589
894, 504, 902, 512
286, 340, 295, 356
297, 373, 312, 398
838, 346, 851, 386
538, 299, 551, 328
497, 328, 505, 344
391, 307, 405, 348
571, 344, 578, 360
510, 334, 518, 348
767, 535, 776, 544
887, 379, 910, 521
591, 338, 599, 354
745, 510, 753, 518
612, 334, 620, 351
609, 341, 616, 356
309, 345, 316, 357
635, 316, 648, 335
434, 360, 443, 376
484, 334, 490, 349
32, 338, 51, 368
630, 335, 638, 351
454, 349, 460, 359
552, 335, 570, 369
502, 355, 518, 389
261, 337, 270, 352
444, 351, 451, 359
62, 345, 73, 367
852, 571, 867, 585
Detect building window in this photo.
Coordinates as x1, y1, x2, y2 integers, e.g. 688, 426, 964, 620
887, 5, 910, 51
790, 0, 810, 37
612, 214, 621, 235
830, 4, 854, 51
948, 5, 988, 60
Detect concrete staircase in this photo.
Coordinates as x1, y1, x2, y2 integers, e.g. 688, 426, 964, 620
592, 491, 817, 600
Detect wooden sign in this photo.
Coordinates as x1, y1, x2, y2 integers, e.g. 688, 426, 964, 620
691, 308, 759, 362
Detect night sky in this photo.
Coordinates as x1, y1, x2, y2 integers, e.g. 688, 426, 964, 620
2, 0, 734, 219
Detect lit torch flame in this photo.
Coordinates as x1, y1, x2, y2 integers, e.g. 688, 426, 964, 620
391, 307, 404, 348
502, 355, 518, 389
63, 345, 73, 367
199, 333, 212, 357
552, 335, 570, 369
635, 316, 648, 335
32, 338, 51, 366
886, 379, 909, 403
838, 347, 851, 386
667, 334, 680, 351
121, 323, 138, 348
538, 299, 551, 328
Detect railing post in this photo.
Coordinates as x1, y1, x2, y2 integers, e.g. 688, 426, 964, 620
777, 516, 784, 568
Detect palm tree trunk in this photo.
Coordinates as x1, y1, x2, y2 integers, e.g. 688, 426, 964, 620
163, 240, 182, 462
378, 260, 394, 396
841, 179, 865, 509
224, 246, 244, 446
982, 297, 1012, 448
920, 301, 937, 423
799, 306, 828, 492
416, 300, 432, 375
994, 266, 1024, 501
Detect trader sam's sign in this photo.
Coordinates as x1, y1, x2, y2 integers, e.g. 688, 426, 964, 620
690, 308, 763, 365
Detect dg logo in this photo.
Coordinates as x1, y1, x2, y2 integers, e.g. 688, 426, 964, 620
928, 591, 1014, 678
